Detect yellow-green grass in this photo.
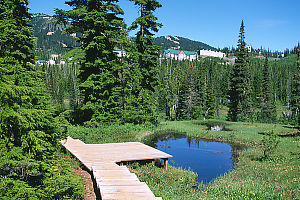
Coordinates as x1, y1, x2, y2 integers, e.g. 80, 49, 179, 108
68, 121, 299, 199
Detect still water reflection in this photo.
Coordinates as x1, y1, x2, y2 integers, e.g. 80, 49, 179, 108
145, 133, 246, 184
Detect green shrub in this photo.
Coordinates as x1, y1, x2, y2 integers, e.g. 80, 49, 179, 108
261, 131, 280, 159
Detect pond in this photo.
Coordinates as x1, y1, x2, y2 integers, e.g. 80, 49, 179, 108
145, 132, 247, 184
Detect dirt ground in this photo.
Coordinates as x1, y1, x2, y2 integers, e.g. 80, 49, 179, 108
72, 167, 97, 200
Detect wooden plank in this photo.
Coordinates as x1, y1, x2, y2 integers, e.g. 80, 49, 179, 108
100, 185, 154, 194
98, 180, 143, 186
95, 174, 139, 181
101, 193, 157, 200
61, 137, 171, 200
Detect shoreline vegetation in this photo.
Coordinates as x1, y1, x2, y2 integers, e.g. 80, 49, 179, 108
1, 0, 299, 199
67, 120, 299, 199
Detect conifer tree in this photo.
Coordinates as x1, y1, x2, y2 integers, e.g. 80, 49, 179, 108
186, 62, 198, 119
205, 72, 216, 119
0, 0, 59, 159
227, 21, 252, 122
55, 0, 127, 125
195, 61, 207, 119
260, 57, 276, 122
0, 1, 74, 198
177, 76, 188, 120
129, 0, 162, 124
291, 44, 300, 126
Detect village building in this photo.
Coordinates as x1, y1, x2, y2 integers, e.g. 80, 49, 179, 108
36, 60, 47, 65
246, 45, 252, 52
199, 49, 226, 58
113, 49, 127, 57
47, 32, 54, 36
50, 54, 60, 60
164, 49, 198, 61
48, 60, 56, 65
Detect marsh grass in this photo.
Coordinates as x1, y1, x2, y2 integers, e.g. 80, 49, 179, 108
67, 123, 155, 144
68, 121, 299, 199
156, 121, 300, 199
128, 163, 203, 200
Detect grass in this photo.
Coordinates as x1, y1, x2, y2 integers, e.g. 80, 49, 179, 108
67, 123, 155, 144
67, 120, 300, 199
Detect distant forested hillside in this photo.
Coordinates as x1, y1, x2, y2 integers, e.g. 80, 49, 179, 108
29, 13, 79, 60
29, 14, 216, 59
153, 36, 216, 51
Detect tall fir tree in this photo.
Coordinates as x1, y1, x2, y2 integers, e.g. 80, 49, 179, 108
195, 61, 207, 119
0, 1, 78, 198
186, 62, 199, 119
55, 0, 127, 125
129, 0, 162, 124
291, 44, 300, 126
0, 0, 60, 161
205, 70, 216, 120
227, 21, 252, 122
177, 74, 188, 120
260, 57, 276, 122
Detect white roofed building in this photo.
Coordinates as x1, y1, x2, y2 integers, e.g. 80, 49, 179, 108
199, 50, 225, 58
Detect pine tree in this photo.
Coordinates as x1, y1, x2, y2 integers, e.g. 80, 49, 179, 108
205, 71, 216, 120
227, 21, 252, 122
129, 0, 162, 124
0, 0, 59, 159
177, 76, 188, 120
195, 61, 207, 120
0, 1, 72, 198
291, 44, 300, 126
186, 62, 198, 119
55, 0, 127, 125
260, 57, 276, 122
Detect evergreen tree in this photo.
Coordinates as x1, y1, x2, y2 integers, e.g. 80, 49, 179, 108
186, 62, 198, 119
291, 44, 300, 126
195, 60, 207, 120
260, 57, 276, 122
205, 71, 216, 120
129, 0, 162, 124
0, 0, 59, 161
55, 0, 127, 125
227, 21, 252, 122
0, 1, 79, 198
177, 75, 188, 120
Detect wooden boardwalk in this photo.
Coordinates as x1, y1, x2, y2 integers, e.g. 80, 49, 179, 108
61, 137, 172, 200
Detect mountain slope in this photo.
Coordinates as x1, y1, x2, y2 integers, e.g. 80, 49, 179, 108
29, 13, 79, 59
153, 36, 216, 51
29, 13, 216, 59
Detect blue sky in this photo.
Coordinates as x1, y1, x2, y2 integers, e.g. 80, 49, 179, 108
28, 0, 299, 52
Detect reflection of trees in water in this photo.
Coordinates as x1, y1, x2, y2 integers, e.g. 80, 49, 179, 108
145, 132, 249, 184
145, 131, 248, 167
144, 130, 186, 148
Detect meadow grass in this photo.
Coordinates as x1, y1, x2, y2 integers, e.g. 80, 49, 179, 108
67, 120, 299, 199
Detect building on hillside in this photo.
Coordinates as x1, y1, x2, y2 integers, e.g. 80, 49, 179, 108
70, 33, 77, 37
36, 60, 47, 65
113, 49, 127, 57
50, 54, 60, 60
164, 49, 198, 61
199, 49, 225, 58
48, 60, 56, 65
246, 46, 252, 52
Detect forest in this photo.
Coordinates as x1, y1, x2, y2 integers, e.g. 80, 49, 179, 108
45, 47, 300, 126
0, 0, 299, 199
